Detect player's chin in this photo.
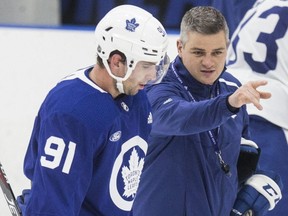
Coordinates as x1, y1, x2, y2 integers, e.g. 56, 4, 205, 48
126, 84, 145, 95
126, 87, 141, 96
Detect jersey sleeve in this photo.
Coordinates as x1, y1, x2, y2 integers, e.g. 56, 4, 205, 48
24, 112, 100, 215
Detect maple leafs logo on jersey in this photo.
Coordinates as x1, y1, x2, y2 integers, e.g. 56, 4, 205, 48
109, 136, 148, 210
121, 148, 144, 198
126, 18, 139, 32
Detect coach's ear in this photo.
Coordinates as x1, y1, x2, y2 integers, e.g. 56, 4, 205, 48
177, 39, 184, 57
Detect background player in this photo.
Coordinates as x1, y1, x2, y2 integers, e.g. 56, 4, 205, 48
227, 0, 288, 215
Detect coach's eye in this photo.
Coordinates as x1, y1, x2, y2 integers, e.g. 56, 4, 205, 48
192, 51, 205, 56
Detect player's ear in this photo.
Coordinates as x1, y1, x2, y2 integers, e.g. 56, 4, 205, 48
109, 53, 126, 77
109, 53, 123, 67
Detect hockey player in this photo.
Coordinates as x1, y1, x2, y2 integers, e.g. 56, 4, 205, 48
227, 0, 288, 215
132, 6, 282, 216
16, 5, 169, 216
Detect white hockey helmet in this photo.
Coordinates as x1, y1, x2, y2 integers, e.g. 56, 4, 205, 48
95, 4, 169, 92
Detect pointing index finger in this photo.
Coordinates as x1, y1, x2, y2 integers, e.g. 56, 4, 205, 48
250, 80, 268, 89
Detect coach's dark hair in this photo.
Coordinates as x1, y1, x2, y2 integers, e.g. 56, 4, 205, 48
180, 6, 229, 46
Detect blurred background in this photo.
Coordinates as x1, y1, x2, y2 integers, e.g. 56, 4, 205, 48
0, 0, 256, 36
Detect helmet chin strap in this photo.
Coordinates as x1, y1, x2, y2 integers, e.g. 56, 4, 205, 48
115, 67, 134, 94
103, 61, 126, 94
116, 79, 125, 94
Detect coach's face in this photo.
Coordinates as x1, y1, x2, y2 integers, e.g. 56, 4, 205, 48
177, 30, 227, 85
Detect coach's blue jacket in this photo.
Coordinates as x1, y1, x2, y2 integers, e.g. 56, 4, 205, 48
132, 56, 250, 216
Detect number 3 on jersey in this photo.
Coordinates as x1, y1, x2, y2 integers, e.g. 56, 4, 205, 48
227, 6, 288, 74
40, 136, 76, 174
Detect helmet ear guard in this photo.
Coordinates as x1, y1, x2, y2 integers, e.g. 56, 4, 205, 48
94, 5, 169, 92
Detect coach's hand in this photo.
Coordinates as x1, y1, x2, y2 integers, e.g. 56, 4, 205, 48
228, 80, 271, 110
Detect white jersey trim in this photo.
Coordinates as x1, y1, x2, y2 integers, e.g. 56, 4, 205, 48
61, 67, 108, 93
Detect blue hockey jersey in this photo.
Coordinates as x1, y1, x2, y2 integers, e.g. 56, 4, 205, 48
132, 56, 250, 216
22, 67, 152, 215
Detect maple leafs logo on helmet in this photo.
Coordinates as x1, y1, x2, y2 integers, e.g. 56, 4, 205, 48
126, 18, 139, 32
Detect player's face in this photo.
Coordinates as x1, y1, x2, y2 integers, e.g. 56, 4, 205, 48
123, 61, 157, 95
177, 31, 227, 85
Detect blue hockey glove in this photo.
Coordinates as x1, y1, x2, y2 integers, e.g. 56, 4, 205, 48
237, 138, 261, 185
17, 189, 31, 216
230, 170, 283, 216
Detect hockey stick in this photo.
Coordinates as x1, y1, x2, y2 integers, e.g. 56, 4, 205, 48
0, 162, 22, 216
